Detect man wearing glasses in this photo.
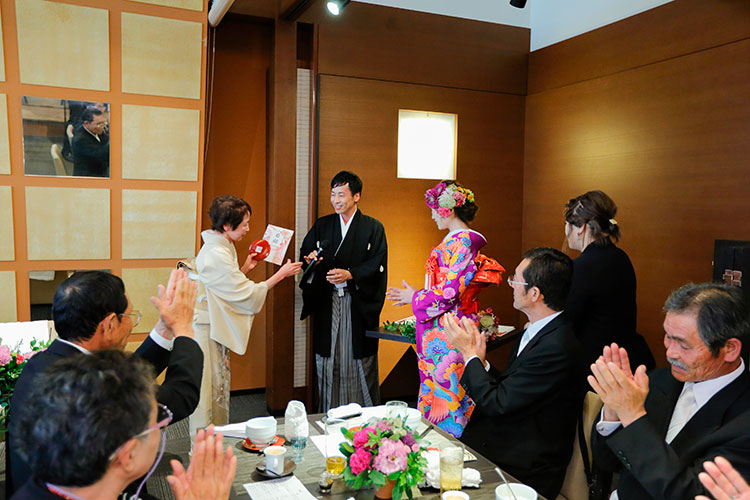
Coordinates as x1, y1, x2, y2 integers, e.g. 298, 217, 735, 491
7, 269, 203, 495
10, 350, 234, 500
443, 248, 582, 500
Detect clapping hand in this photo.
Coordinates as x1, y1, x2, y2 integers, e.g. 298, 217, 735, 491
443, 313, 485, 363
150, 268, 197, 339
167, 425, 237, 500
588, 343, 648, 426
696, 456, 750, 500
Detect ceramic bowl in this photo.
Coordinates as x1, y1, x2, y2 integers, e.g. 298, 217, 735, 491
406, 408, 422, 429
245, 416, 277, 445
495, 483, 537, 500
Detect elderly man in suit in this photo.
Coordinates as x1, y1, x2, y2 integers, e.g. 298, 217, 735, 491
589, 282, 750, 500
71, 105, 109, 177
444, 247, 581, 499
7, 269, 203, 494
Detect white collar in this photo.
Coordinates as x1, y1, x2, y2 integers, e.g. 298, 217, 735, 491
339, 207, 357, 228
686, 358, 745, 409
83, 125, 100, 141
55, 337, 90, 354
518, 311, 563, 354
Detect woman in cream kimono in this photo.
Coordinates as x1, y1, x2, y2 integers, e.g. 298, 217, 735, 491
189, 195, 301, 434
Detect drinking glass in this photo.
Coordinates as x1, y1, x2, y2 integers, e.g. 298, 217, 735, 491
440, 445, 464, 493
385, 400, 408, 421
323, 416, 346, 476
284, 400, 309, 464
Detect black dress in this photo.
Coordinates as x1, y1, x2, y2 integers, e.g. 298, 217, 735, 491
565, 241, 653, 372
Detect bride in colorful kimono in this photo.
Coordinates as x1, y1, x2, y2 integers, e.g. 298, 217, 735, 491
188, 195, 301, 435
387, 181, 502, 438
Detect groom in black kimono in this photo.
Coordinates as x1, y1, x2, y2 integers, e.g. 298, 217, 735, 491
300, 171, 387, 411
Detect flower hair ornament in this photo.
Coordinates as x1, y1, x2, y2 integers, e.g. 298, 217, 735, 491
424, 182, 475, 218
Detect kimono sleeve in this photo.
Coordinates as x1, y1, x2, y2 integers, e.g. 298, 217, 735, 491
412, 240, 474, 323
200, 245, 268, 315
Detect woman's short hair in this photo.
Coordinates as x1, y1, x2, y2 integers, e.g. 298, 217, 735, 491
564, 190, 621, 243
209, 195, 252, 232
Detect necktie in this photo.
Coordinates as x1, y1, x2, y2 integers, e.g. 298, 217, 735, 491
666, 383, 696, 443
517, 329, 532, 356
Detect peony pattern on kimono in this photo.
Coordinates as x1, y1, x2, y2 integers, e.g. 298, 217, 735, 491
411, 229, 486, 437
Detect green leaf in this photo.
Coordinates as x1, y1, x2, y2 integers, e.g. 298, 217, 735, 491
341, 442, 355, 454
369, 470, 386, 486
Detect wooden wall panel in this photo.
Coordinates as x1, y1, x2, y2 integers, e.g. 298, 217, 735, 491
310, 2, 529, 95
318, 75, 526, 371
203, 18, 273, 391
523, 37, 750, 365
528, 0, 750, 94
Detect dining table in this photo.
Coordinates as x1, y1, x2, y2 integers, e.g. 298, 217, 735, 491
224, 412, 546, 500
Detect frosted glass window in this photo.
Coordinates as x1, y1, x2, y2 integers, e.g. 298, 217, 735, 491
397, 110, 457, 180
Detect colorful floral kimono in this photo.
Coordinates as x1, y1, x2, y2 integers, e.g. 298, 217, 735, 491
412, 229, 486, 437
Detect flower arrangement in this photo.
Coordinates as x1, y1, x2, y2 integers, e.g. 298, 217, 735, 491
477, 308, 502, 341
0, 338, 50, 433
339, 417, 428, 500
382, 319, 416, 344
424, 182, 475, 218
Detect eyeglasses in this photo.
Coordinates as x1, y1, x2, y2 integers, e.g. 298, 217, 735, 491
506, 277, 529, 287
119, 310, 142, 328
134, 403, 173, 439
109, 403, 173, 461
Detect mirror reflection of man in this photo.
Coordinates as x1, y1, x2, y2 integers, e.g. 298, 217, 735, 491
300, 171, 388, 412
71, 106, 109, 177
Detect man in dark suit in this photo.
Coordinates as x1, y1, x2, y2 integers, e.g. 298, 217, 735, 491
589, 282, 750, 500
7, 269, 203, 494
444, 247, 581, 499
300, 170, 387, 411
71, 106, 109, 177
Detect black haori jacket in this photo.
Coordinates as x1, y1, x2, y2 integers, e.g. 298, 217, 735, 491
300, 210, 387, 359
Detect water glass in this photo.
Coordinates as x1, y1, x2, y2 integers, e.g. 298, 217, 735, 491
285, 400, 309, 463
440, 445, 464, 493
385, 400, 408, 421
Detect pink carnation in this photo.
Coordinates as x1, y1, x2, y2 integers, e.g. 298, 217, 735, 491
349, 448, 373, 475
436, 207, 452, 218
373, 438, 410, 474
353, 427, 376, 449
0, 345, 11, 365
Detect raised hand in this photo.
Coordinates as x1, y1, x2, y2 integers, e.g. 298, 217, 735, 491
386, 280, 416, 307
151, 270, 197, 338
167, 426, 237, 500
696, 456, 750, 500
588, 359, 649, 426
241, 252, 259, 274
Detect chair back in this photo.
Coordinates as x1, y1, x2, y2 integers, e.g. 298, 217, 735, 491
50, 143, 67, 176
556, 391, 603, 500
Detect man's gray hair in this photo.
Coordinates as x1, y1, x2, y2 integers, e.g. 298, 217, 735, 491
664, 282, 749, 356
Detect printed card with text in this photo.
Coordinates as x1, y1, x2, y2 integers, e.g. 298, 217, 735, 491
262, 224, 294, 265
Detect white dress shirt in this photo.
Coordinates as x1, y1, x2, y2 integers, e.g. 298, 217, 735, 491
55, 327, 173, 353
334, 207, 357, 295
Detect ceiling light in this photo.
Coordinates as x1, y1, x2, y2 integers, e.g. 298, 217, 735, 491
326, 0, 350, 16
510, 0, 528, 8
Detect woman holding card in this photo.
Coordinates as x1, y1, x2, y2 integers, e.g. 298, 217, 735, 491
189, 195, 301, 434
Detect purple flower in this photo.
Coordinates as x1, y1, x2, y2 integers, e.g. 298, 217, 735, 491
349, 448, 373, 475
0, 345, 11, 365
424, 188, 439, 209
434, 183, 446, 196
425, 338, 449, 357
443, 287, 456, 299
373, 438, 410, 474
400, 432, 416, 448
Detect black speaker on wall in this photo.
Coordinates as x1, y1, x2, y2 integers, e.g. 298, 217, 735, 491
510, 0, 528, 8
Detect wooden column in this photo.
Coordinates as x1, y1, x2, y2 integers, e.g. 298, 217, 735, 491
265, 17, 298, 412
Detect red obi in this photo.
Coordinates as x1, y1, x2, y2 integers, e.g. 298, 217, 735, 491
425, 253, 505, 315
